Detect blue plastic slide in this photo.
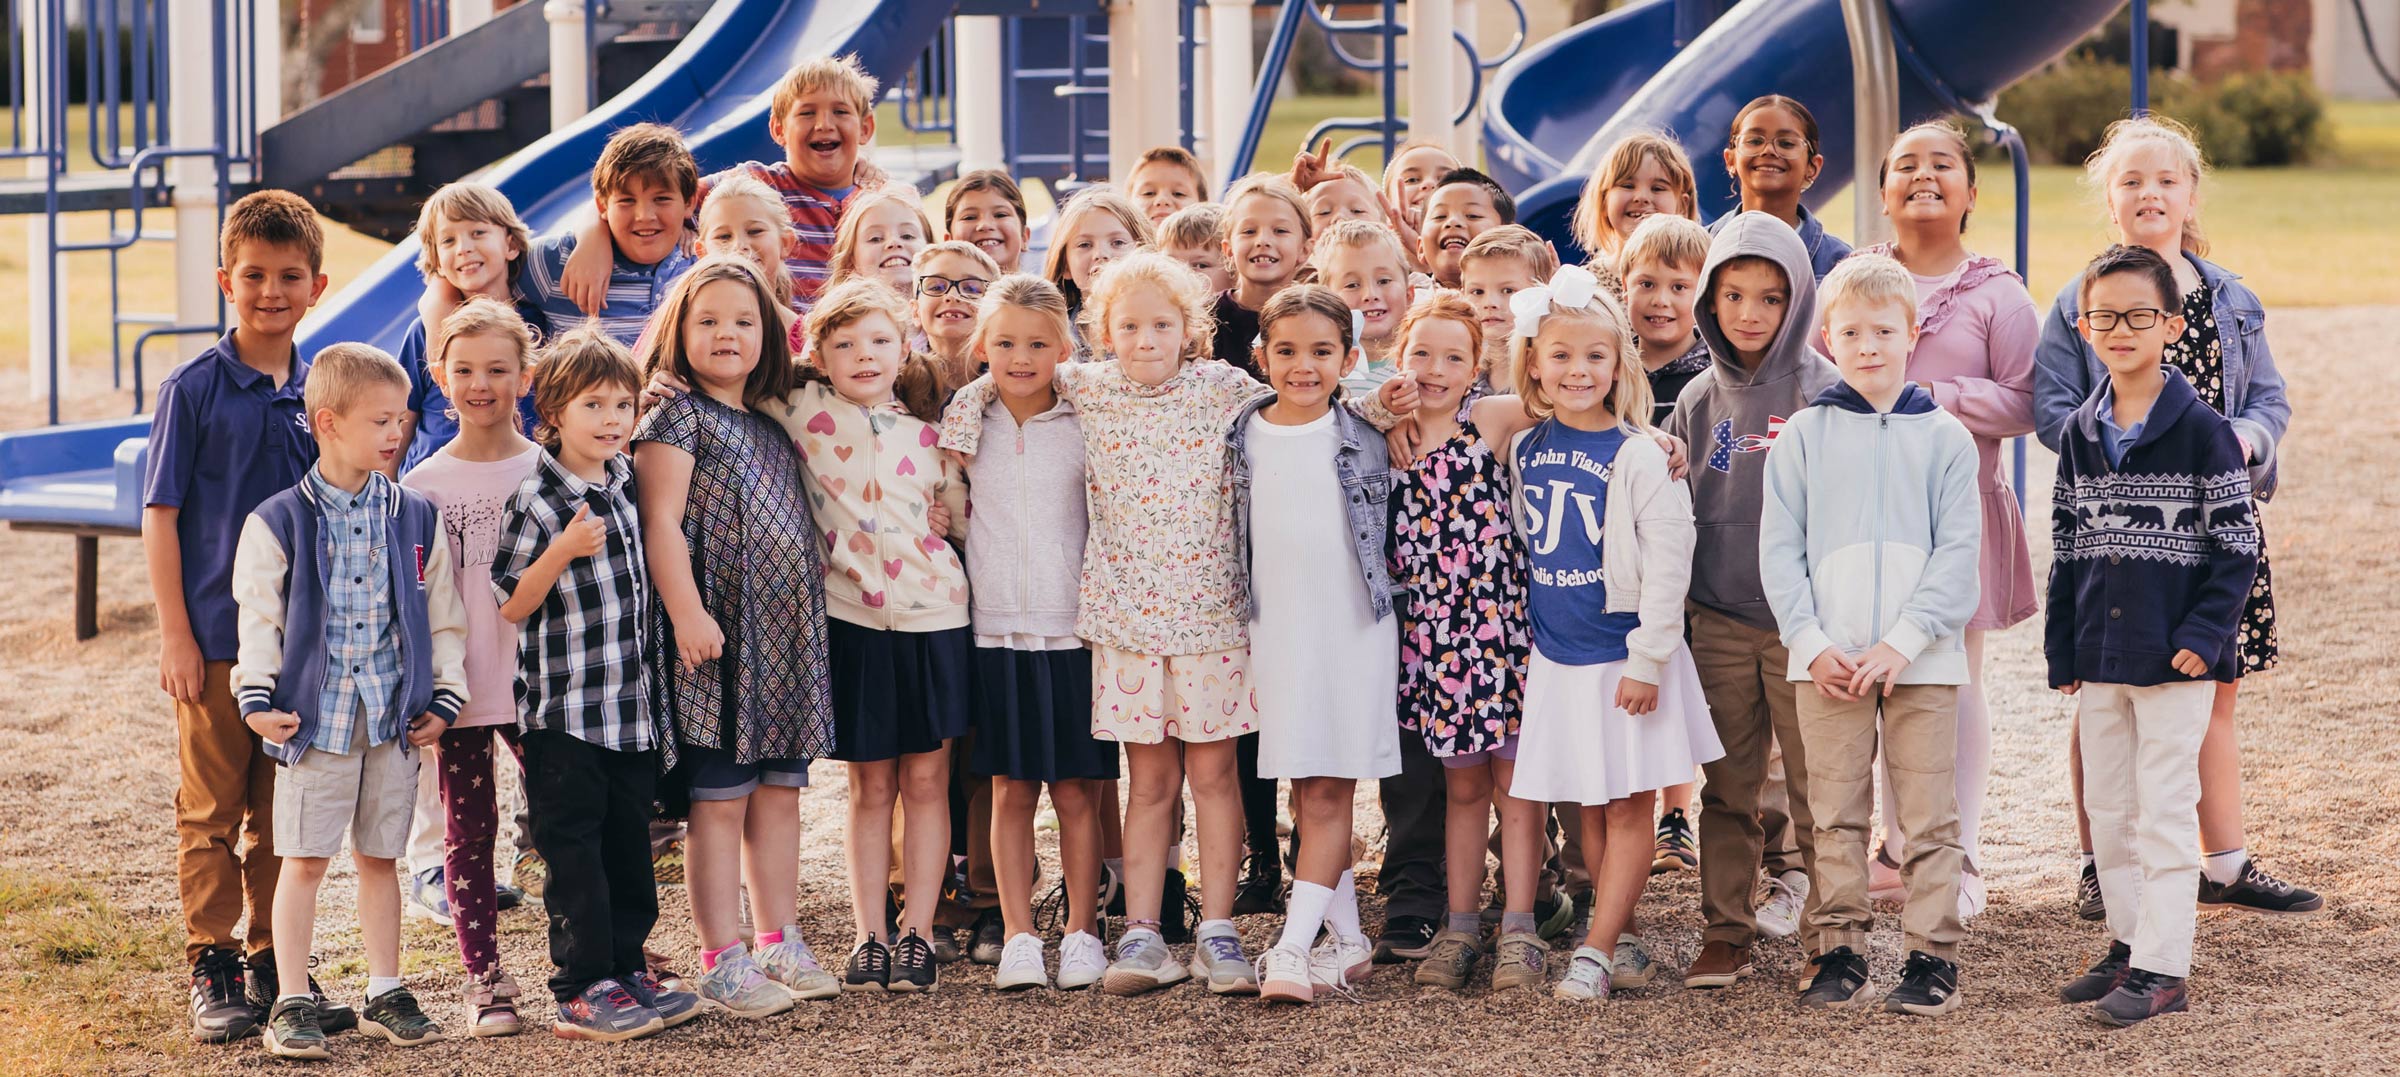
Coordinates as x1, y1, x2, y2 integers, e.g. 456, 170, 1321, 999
297, 0, 950, 358
1484, 0, 2121, 260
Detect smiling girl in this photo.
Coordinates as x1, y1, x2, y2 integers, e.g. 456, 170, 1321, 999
400, 183, 549, 472
828, 187, 935, 296
912, 240, 1003, 399
1212, 173, 1314, 378
1572, 133, 1702, 281
944, 169, 1030, 272
1041, 185, 1154, 350
1711, 96, 1853, 280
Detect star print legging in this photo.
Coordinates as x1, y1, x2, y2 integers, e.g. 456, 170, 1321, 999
439, 723, 524, 975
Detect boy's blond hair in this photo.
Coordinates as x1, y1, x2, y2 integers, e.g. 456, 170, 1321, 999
221, 189, 326, 273
1156, 202, 1226, 252
698, 170, 799, 309
1220, 172, 1313, 245
1817, 251, 1919, 327
592, 122, 698, 202
412, 182, 534, 285
772, 53, 879, 121
1082, 249, 1216, 364
1041, 184, 1155, 310
1310, 217, 1409, 272
530, 323, 641, 451
304, 342, 409, 419
430, 296, 539, 385
1510, 273, 1651, 428
1616, 213, 1711, 280
1133, 145, 1211, 201
1571, 131, 1701, 258
827, 187, 936, 289
1459, 224, 1559, 281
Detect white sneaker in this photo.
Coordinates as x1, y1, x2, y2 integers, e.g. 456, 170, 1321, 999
1056, 931, 1106, 990
1256, 944, 1313, 1004
1099, 929, 1188, 996
1190, 931, 1258, 995
1306, 933, 1373, 990
994, 933, 1049, 991
1553, 945, 1613, 1000
1756, 870, 1810, 939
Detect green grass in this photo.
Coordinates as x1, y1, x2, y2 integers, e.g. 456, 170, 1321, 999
0, 869, 189, 1076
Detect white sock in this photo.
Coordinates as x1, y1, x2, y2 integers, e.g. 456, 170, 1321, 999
366, 976, 403, 1001
1278, 881, 1334, 951
2080, 851, 2095, 869
2203, 848, 2247, 885
1326, 870, 1363, 943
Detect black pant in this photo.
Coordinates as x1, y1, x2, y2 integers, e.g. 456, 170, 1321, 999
1376, 733, 1447, 922
1236, 732, 1287, 870
522, 730, 659, 1003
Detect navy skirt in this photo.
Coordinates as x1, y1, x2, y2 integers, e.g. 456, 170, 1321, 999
827, 621, 974, 763
968, 645, 1119, 783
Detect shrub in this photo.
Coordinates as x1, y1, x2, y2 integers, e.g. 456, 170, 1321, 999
1997, 60, 2326, 168
2212, 71, 2330, 165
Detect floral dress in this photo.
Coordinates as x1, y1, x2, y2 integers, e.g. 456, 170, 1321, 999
2164, 284, 2278, 673
1387, 415, 1531, 756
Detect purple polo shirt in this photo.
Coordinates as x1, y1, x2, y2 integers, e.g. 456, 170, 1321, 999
143, 332, 318, 661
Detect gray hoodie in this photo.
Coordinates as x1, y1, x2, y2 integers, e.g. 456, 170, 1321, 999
1665, 211, 1841, 630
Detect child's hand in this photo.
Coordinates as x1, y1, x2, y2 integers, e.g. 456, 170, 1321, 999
1614, 676, 1659, 716
641, 370, 690, 410
1807, 647, 1860, 702
1378, 189, 1424, 263
2058, 680, 2081, 696
674, 612, 725, 672
1385, 418, 1421, 469
552, 504, 607, 560
2170, 649, 2209, 678
418, 278, 465, 329
1847, 642, 1910, 699
1378, 370, 1421, 415
159, 632, 203, 703
561, 238, 612, 316
926, 501, 952, 538
942, 448, 974, 471
1290, 137, 1337, 192
246, 710, 300, 745
1652, 431, 1689, 480
406, 712, 449, 748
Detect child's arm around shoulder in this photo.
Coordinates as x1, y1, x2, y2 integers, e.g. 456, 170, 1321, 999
1468, 394, 1538, 456
937, 372, 1001, 456
228, 512, 299, 744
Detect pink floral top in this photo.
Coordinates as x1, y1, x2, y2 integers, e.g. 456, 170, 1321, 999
941, 359, 1264, 655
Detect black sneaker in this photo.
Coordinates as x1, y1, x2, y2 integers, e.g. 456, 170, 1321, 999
843, 937, 891, 993
189, 947, 258, 1043
1883, 950, 1961, 1016
262, 995, 328, 1060
1651, 808, 1698, 874
1103, 861, 1126, 918
494, 881, 528, 911
1797, 946, 1874, 1009
2075, 860, 2106, 921
890, 929, 939, 993
247, 950, 355, 1034
2059, 940, 2134, 1003
1371, 915, 1438, 964
1161, 868, 1197, 944
969, 908, 1006, 965
928, 926, 963, 964
2198, 858, 2324, 916
1232, 850, 1286, 915
2091, 968, 2188, 1027
358, 985, 445, 1046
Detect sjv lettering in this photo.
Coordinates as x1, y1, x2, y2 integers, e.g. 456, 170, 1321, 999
1522, 472, 1608, 557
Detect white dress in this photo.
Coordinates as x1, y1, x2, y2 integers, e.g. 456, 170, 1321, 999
1247, 409, 1402, 780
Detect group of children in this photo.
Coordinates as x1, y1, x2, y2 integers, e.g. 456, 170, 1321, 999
144, 51, 2313, 1058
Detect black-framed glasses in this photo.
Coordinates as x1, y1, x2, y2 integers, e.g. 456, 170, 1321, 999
917, 274, 990, 299
2079, 307, 2168, 332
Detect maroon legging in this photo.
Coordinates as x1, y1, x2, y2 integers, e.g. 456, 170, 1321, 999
439, 723, 524, 974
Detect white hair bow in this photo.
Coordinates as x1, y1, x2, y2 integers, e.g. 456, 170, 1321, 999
1511, 262, 1602, 340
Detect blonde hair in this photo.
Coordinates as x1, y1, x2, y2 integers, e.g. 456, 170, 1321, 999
1310, 218, 1410, 273
771, 53, 879, 121
304, 342, 409, 418
413, 182, 534, 286
1379, 139, 1460, 192
1082, 249, 1216, 365
698, 170, 798, 311
1616, 213, 1712, 280
1220, 172, 1313, 246
1132, 145, 1211, 201
1572, 132, 1701, 258
530, 322, 641, 451
429, 296, 538, 391
969, 273, 1075, 362
828, 187, 935, 290
1510, 284, 1650, 427
1459, 224, 1560, 280
641, 256, 795, 410
1156, 202, 1226, 252
1395, 290, 1485, 372
914, 239, 1002, 284
2084, 114, 2210, 257
801, 276, 945, 424
1041, 184, 1155, 311
1817, 252, 1920, 328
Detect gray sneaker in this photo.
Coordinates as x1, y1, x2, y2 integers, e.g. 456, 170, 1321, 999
551, 978, 662, 1043
624, 969, 703, 1028
261, 995, 328, 1060
1101, 929, 1189, 996
358, 985, 445, 1046
1413, 929, 1482, 991
695, 943, 794, 1019
1553, 945, 1613, 1000
1611, 933, 1656, 989
755, 929, 841, 1001
1490, 931, 1549, 991
1189, 930, 1257, 995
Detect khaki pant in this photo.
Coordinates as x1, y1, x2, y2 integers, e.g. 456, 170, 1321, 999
1795, 683, 1964, 958
1689, 605, 1820, 951
1759, 737, 1805, 875
175, 661, 279, 962
2079, 680, 2212, 978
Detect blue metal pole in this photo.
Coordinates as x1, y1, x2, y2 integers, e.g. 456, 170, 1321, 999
2129, 0, 2150, 115
1379, 0, 1396, 163
1229, 0, 1308, 181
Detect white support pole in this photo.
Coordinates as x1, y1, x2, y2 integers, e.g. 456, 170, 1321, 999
1107, 2, 1137, 181
1125, 0, 1180, 180
170, 2, 224, 345
25, 0, 64, 401
545, 0, 592, 131
253, 0, 284, 131
953, 15, 1005, 173
1408, 0, 1455, 156
1208, 0, 1254, 190
1451, 0, 1478, 163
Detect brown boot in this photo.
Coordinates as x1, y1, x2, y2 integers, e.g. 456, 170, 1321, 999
1683, 939, 1754, 989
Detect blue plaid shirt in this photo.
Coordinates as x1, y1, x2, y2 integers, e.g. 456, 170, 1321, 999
311, 468, 404, 753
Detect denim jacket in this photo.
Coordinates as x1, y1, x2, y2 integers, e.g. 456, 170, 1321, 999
1225, 392, 1396, 622
2034, 252, 2290, 501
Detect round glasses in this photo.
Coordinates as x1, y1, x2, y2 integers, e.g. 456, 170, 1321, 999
917, 275, 990, 299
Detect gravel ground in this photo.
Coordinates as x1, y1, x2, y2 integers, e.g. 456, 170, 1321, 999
2, 308, 2396, 1076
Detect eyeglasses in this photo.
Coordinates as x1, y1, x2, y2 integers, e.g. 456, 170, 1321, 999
1734, 134, 1809, 156
2079, 307, 2168, 332
916, 274, 990, 299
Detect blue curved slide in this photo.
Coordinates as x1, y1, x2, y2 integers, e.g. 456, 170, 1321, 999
297, 0, 950, 358
1484, 0, 2121, 261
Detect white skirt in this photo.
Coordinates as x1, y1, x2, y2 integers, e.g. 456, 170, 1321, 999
1506, 643, 1723, 806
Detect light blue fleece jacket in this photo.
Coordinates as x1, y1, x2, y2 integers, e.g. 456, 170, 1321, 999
1759, 382, 1982, 684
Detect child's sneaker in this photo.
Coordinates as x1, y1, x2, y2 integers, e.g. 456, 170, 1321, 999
1308, 933, 1373, 990
246, 950, 356, 1035
1553, 946, 1613, 1000
756, 928, 842, 1000
2090, 969, 2188, 1027
461, 968, 522, 1037
1883, 951, 1961, 1016
512, 849, 548, 901
890, 929, 940, 992
651, 834, 685, 885
624, 969, 703, 1027
1256, 944, 1313, 1003
2074, 859, 2106, 921
1489, 931, 1549, 991
359, 985, 445, 1046
2197, 857, 2324, 916
970, 909, 1008, 966
643, 946, 685, 992
1611, 933, 1656, 989
696, 943, 794, 1017
1371, 914, 1438, 963
1798, 946, 1874, 1009
188, 946, 257, 1043
1233, 850, 1286, 915
1682, 939, 1754, 989
1755, 869, 1809, 939
551, 978, 662, 1043
1651, 808, 1698, 874
262, 995, 329, 1060
407, 867, 454, 927
1413, 929, 1482, 991
2058, 940, 2134, 1003
1057, 930, 1107, 991
995, 933, 1050, 991
1190, 929, 1258, 995
494, 881, 528, 911
1100, 928, 1189, 996
844, 937, 891, 992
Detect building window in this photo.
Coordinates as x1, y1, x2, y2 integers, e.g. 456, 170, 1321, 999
352, 1, 387, 44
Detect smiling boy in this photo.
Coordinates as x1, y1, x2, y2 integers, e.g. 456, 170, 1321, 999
523, 123, 698, 343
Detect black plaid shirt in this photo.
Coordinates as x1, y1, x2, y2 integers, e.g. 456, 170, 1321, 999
492, 449, 660, 756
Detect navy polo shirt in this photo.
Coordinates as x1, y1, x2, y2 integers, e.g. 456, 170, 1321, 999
398, 299, 551, 475
142, 332, 317, 661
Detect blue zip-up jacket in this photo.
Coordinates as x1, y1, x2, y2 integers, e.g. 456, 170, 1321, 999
231, 475, 470, 764
2033, 252, 2289, 500
2045, 367, 2259, 688
1226, 392, 1396, 622
1760, 382, 1982, 685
